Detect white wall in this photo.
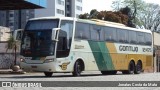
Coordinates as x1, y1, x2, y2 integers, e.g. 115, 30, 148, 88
35, 0, 56, 17
35, 0, 65, 17
0, 26, 10, 41
154, 32, 160, 46
71, 0, 83, 18
55, 0, 65, 17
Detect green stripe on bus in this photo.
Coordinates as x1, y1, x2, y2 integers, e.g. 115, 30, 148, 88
88, 41, 115, 71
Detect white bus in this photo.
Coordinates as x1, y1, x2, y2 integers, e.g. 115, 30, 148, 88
16, 17, 153, 77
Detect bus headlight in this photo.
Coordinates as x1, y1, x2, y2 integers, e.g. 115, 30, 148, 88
20, 58, 25, 62
44, 59, 54, 63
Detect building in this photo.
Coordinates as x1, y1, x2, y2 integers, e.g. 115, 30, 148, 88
35, 0, 83, 18
35, 0, 66, 17
0, 0, 46, 31
66, 0, 83, 17
0, 10, 34, 31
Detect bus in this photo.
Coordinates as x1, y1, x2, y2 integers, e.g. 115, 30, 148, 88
15, 17, 153, 77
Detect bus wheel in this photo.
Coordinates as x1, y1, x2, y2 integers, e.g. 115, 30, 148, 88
44, 72, 53, 77
134, 61, 142, 74
122, 61, 135, 74
72, 61, 82, 76
101, 71, 117, 75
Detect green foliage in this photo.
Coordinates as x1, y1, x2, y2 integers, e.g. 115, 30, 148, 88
111, 0, 123, 11
112, 0, 160, 30
79, 9, 128, 26
6, 35, 20, 65
6, 36, 17, 52
79, 13, 89, 19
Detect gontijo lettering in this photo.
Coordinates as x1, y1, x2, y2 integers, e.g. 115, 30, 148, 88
119, 45, 138, 52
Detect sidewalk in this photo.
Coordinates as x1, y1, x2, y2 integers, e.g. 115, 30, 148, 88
0, 69, 26, 74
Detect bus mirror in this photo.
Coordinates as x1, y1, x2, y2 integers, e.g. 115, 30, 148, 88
13, 29, 24, 41
52, 28, 60, 41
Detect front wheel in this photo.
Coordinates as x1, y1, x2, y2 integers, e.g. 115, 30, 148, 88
44, 72, 53, 77
72, 61, 82, 76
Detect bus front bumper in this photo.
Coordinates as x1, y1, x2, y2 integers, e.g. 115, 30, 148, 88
20, 62, 58, 72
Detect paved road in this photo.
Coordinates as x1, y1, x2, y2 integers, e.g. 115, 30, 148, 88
0, 71, 160, 90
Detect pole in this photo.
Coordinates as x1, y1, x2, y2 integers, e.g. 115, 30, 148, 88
153, 32, 156, 73
158, 55, 160, 72
14, 44, 17, 65
0, 27, 1, 41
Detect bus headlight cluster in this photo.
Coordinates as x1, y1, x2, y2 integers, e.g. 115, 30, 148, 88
44, 59, 54, 63
20, 58, 25, 62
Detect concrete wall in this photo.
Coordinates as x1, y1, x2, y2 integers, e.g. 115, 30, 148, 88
0, 42, 20, 69
154, 32, 160, 46
0, 26, 10, 41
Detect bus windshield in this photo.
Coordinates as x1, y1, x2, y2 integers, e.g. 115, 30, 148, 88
20, 19, 59, 57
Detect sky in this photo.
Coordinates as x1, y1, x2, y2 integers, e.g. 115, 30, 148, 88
83, 0, 160, 13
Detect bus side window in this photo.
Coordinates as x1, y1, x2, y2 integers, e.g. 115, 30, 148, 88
104, 27, 116, 42
129, 31, 137, 44
137, 32, 145, 45
145, 33, 152, 46
75, 22, 90, 40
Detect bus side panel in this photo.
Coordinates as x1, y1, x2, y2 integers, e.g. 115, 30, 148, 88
88, 41, 115, 71
71, 40, 99, 71
106, 43, 128, 70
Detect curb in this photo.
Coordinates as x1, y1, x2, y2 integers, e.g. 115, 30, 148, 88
0, 70, 26, 74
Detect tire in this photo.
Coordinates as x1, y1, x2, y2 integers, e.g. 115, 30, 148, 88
72, 61, 82, 76
44, 72, 53, 77
122, 61, 135, 74
134, 61, 142, 74
101, 71, 117, 75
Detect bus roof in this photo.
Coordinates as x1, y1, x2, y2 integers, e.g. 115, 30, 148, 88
29, 16, 75, 21
29, 17, 152, 34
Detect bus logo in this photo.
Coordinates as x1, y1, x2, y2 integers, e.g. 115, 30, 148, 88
59, 62, 70, 70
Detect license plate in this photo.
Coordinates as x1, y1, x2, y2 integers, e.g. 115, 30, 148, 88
31, 66, 37, 68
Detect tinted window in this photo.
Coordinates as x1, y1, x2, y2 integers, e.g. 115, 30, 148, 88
90, 25, 103, 41
26, 19, 59, 30
104, 27, 117, 42
117, 29, 128, 43
129, 31, 137, 44
145, 33, 152, 45
75, 22, 90, 40
137, 32, 145, 45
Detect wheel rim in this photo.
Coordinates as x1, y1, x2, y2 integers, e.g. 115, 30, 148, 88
137, 62, 142, 72
77, 63, 81, 74
130, 62, 134, 73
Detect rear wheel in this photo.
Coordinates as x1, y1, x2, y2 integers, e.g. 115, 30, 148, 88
44, 72, 53, 77
101, 71, 117, 75
72, 61, 82, 76
134, 61, 142, 74
122, 61, 135, 74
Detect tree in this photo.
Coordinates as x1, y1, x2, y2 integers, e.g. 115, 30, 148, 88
120, 6, 136, 27
89, 9, 99, 19
6, 35, 20, 71
141, 3, 160, 31
112, 0, 160, 31
79, 9, 128, 26
79, 13, 89, 19
111, 0, 123, 11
